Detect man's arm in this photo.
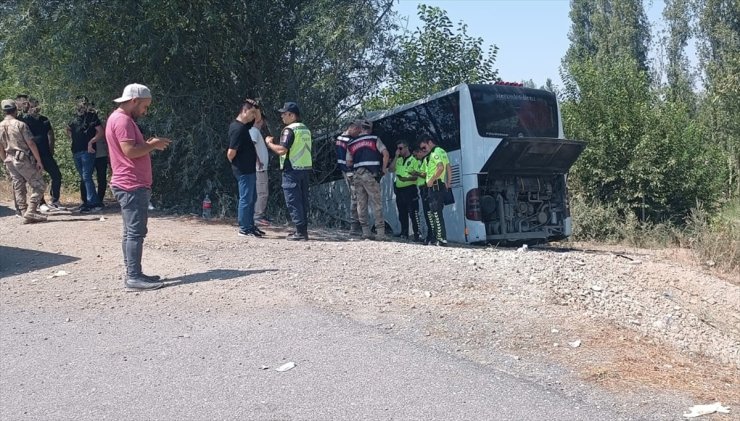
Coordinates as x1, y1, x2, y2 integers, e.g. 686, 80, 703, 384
381, 149, 390, 174
227, 149, 237, 162
120, 137, 171, 159
265, 139, 288, 156
265, 128, 291, 156
427, 162, 445, 187
88, 125, 104, 153
48, 123, 56, 156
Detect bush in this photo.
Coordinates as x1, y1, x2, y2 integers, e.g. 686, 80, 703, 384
685, 202, 740, 275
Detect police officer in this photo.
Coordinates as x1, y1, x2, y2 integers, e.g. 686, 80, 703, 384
265, 102, 312, 241
335, 121, 361, 235
412, 143, 434, 244
419, 136, 450, 246
391, 140, 421, 241
0, 99, 47, 224
346, 119, 389, 240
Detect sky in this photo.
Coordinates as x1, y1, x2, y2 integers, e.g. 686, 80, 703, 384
395, 0, 669, 88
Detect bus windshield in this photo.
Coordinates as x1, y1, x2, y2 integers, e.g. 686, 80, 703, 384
470, 85, 559, 139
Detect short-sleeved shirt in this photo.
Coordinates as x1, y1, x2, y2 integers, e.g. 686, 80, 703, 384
250, 126, 268, 171
20, 114, 53, 156
0, 116, 34, 162
68, 111, 102, 153
105, 109, 152, 191
425, 146, 449, 184
228, 120, 256, 175
279, 127, 296, 171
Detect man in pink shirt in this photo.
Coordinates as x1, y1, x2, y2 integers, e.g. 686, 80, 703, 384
106, 83, 171, 290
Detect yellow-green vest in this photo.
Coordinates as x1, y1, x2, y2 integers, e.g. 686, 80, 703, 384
395, 155, 418, 188
280, 122, 312, 170
425, 146, 449, 184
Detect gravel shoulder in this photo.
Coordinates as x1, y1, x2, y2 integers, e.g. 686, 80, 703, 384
1, 199, 738, 419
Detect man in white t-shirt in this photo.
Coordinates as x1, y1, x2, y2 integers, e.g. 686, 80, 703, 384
245, 98, 270, 226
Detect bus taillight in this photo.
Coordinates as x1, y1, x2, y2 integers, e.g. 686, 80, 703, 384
466, 188, 482, 221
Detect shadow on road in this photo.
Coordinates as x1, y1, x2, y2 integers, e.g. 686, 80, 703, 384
163, 268, 277, 287
0, 246, 80, 276
0, 204, 18, 217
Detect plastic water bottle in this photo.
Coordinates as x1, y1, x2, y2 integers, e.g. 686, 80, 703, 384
202, 194, 212, 219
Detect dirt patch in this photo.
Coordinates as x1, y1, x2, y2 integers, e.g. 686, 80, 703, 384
1, 188, 739, 415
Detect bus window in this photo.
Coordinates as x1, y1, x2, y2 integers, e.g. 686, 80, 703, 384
424, 93, 461, 151
470, 85, 558, 138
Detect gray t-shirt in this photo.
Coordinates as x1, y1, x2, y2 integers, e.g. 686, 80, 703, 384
96, 137, 109, 158
250, 126, 268, 171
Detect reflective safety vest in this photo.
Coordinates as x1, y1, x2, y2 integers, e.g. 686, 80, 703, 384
394, 155, 418, 188
415, 155, 427, 187
281, 122, 312, 170
425, 146, 449, 184
335, 134, 351, 172
347, 134, 382, 175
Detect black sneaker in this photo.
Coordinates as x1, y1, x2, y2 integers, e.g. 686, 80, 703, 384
238, 230, 262, 238
124, 278, 163, 290
79, 206, 91, 214
253, 226, 266, 236
287, 232, 308, 241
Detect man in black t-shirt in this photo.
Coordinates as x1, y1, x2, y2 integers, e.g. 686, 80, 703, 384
227, 101, 262, 237
21, 98, 64, 210
66, 96, 104, 212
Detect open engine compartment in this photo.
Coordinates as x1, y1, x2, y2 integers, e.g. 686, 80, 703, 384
478, 174, 570, 242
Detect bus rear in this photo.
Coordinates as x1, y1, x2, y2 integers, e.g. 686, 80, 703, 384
460, 84, 585, 244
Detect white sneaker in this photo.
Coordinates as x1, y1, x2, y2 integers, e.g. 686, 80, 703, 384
50, 202, 68, 211
39, 204, 50, 213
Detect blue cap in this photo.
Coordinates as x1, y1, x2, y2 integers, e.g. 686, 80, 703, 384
278, 101, 300, 115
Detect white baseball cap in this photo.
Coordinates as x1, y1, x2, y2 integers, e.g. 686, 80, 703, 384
113, 83, 152, 103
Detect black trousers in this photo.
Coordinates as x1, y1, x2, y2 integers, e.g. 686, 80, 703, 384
81, 156, 109, 204
426, 182, 448, 242
37, 153, 62, 204
419, 186, 434, 242
395, 185, 419, 237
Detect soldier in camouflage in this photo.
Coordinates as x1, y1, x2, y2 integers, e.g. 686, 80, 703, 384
0, 99, 47, 223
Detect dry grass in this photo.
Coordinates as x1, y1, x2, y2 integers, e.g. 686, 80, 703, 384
556, 322, 740, 406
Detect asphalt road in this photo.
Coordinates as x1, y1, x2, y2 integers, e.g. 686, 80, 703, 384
0, 300, 628, 421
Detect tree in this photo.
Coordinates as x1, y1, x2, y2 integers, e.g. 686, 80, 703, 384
561, 0, 725, 221
0, 0, 399, 212
662, 0, 696, 107
365, 4, 498, 110
695, 0, 740, 198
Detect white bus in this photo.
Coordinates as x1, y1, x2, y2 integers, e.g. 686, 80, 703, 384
312, 83, 586, 245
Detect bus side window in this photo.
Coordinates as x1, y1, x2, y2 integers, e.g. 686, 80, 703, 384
424, 93, 461, 151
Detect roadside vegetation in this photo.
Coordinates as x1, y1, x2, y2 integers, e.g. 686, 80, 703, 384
1, 1, 737, 273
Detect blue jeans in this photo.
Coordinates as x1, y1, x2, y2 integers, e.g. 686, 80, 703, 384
73, 151, 99, 206
112, 187, 151, 279
282, 170, 310, 231
236, 172, 256, 232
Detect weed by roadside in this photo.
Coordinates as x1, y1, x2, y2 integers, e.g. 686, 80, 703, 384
570, 195, 739, 276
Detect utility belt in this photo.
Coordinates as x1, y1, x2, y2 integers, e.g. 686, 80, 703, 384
429, 180, 447, 192
355, 167, 382, 181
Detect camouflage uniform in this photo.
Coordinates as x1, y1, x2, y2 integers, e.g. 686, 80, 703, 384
1, 114, 47, 223
354, 167, 385, 238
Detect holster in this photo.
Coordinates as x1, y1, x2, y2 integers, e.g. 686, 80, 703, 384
14, 150, 28, 162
